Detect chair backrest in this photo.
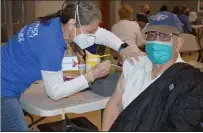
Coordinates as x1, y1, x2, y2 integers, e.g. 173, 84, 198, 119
179, 33, 200, 52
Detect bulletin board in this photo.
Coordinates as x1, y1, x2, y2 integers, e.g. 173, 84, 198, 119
198, 0, 203, 12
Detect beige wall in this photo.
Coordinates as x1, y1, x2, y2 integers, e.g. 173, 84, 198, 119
35, 1, 100, 19
109, 1, 121, 29
123, 0, 202, 17
31, 1, 203, 29
108, 0, 203, 29
35, 1, 64, 18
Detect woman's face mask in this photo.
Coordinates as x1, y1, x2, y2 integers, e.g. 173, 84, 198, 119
72, 5, 98, 49
73, 29, 96, 49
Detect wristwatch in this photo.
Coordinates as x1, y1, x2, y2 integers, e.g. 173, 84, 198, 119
119, 43, 129, 52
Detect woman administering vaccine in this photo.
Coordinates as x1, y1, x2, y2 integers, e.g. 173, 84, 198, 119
1, 1, 143, 131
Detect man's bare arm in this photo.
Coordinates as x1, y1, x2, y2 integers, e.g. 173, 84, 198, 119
101, 72, 125, 131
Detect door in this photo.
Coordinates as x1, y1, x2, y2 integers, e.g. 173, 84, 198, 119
1, 0, 35, 43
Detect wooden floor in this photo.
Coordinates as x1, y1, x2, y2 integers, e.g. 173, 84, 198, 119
25, 110, 102, 131
25, 52, 201, 131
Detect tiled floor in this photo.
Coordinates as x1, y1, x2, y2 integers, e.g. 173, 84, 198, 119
25, 52, 201, 131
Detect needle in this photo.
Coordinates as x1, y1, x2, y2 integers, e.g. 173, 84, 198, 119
100, 54, 111, 58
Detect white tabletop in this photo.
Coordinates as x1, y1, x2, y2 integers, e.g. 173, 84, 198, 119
20, 84, 109, 117
192, 25, 203, 28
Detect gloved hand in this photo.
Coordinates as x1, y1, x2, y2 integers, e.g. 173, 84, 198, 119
120, 45, 146, 65
85, 60, 111, 83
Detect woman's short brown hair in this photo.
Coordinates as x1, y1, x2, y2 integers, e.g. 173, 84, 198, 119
119, 4, 134, 20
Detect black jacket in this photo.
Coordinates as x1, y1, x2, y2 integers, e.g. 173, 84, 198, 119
110, 63, 203, 131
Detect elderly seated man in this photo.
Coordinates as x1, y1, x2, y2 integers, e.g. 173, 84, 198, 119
102, 11, 203, 132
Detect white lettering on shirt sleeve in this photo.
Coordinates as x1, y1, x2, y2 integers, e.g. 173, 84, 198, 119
27, 21, 40, 38
17, 25, 27, 43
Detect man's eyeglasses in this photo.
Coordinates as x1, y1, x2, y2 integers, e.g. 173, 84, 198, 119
145, 32, 178, 41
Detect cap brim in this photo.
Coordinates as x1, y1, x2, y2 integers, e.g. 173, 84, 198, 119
143, 25, 180, 35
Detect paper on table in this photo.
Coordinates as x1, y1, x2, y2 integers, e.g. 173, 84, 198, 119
62, 56, 79, 71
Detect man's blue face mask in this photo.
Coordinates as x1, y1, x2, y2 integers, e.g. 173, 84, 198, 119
145, 41, 173, 64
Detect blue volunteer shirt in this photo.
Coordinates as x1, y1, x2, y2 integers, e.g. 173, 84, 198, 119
1, 17, 66, 97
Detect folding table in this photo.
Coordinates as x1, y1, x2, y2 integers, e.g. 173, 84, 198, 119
20, 83, 109, 131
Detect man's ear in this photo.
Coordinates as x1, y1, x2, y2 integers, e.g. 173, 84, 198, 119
175, 37, 183, 52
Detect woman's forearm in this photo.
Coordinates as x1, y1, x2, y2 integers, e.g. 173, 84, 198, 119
41, 70, 89, 100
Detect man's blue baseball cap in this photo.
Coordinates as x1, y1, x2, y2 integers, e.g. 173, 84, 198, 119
144, 11, 183, 35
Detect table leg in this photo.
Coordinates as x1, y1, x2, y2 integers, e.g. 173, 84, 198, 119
64, 114, 97, 132
64, 114, 74, 131
198, 50, 203, 62
24, 110, 47, 129
101, 109, 104, 129
196, 28, 203, 63
62, 118, 67, 131
28, 117, 47, 128
23, 110, 34, 128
